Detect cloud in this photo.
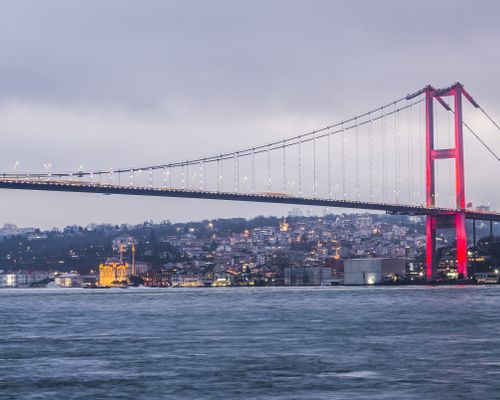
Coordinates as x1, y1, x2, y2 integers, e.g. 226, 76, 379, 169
0, 0, 499, 228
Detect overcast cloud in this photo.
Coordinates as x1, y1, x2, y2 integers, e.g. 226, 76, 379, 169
0, 0, 499, 228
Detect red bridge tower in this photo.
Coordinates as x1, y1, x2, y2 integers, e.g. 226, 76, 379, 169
424, 82, 478, 280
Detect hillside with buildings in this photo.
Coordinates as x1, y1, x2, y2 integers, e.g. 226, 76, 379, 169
0, 211, 498, 287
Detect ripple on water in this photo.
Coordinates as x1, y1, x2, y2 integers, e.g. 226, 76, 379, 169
1, 286, 500, 399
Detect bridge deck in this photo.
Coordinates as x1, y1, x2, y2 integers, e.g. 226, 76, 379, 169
1, 179, 499, 222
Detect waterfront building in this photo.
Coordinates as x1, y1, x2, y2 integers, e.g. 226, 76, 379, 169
0, 270, 51, 287
475, 272, 500, 284
99, 258, 129, 286
211, 272, 235, 287
344, 258, 406, 285
2, 274, 17, 287
306, 267, 333, 285
170, 274, 204, 287
133, 261, 152, 276
15, 272, 30, 287
284, 267, 332, 286
142, 270, 171, 287
55, 273, 82, 287
81, 274, 98, 288
284, 267, 305, 286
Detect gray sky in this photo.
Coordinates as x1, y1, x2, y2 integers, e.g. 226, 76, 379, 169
0, 0, 499, 229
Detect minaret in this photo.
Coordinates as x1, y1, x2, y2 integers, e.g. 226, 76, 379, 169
131, 243, 136, 276
119, 243, 125, 263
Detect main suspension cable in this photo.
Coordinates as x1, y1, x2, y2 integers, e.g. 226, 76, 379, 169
9, 94, 418, 179
480, 106, 500, 132
463, 120, 500, 162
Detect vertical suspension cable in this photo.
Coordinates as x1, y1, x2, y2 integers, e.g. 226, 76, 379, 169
313, 131, 317, 198
408, 107, 414, 204
221, 158, 224, 191
435, 103, 439, 205
395, 109, 401, 203
341, 123, 346, 199
199, 161, 204, 190
355, 117, 360, 199
298, 137, 302, 197
217, 158, 222, 192
328, 127, 332, 199
368, 115, 374, 201
266, 145, 271, 193
233, 154, 238, 193
448, 104, 453, 207
203, 161, 206, 190
382, 107, 387, 202
393, 109, 397, 202
282, 141, 287, 193
236, 153, 240, 193
251, 149, 255, 193
181, 164, 185, 189
418, 101, 423, 203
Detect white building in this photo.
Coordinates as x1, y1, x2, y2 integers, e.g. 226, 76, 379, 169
3, 274, 17, 287
55, 273, 82, 287
0, 274, 16, 287
344, 258, 406, 285
0, 271, 51, 287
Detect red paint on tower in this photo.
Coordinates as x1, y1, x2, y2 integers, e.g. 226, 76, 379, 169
424, 82, 472, 280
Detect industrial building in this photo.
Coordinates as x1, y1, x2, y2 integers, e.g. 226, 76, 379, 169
344, 258, 406, 285
284, 267, 332, 286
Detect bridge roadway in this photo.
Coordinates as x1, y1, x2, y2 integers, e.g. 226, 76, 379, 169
1, 179, 499, 222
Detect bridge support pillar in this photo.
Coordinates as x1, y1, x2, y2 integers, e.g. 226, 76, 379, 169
425, 215, 436, 281
456, 212, 467, 277
424, 83, 474, 281
426, 212, 467, 280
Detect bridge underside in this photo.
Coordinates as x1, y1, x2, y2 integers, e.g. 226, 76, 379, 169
1, 180, 499, 222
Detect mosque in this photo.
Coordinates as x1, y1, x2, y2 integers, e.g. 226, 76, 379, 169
99, 243, 136, 287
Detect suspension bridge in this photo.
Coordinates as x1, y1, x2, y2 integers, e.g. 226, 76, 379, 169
2, 82, 500, 280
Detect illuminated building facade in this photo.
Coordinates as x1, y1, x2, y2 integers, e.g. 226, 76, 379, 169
99, 257, 129, 286
55, 273, 82, 287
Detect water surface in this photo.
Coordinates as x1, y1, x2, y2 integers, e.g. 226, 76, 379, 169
1, 286, 500, 399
